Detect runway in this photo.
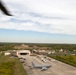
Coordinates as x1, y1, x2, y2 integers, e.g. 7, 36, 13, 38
20, 55, 76, 75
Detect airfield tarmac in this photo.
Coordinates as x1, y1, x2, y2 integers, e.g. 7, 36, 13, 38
20, 55, 76, 75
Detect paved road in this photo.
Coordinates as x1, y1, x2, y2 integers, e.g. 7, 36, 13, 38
20, 55, 76, 75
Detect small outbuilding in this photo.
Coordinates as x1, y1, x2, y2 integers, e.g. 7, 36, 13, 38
4, 52, 11, 56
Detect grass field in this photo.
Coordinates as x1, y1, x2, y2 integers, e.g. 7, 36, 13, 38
0, 55, 27, 75
49, 55, 76, 67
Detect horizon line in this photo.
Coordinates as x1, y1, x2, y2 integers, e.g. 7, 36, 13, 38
0, 42, 76, 44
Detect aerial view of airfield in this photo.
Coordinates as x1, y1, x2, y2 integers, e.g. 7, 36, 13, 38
0, 0, 76, 75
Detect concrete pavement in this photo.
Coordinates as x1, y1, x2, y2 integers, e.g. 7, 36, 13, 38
20, 55, 76, 75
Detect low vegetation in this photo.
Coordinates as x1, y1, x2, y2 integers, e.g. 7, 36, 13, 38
49, 55, 76, 67
0, 43, 76, 51
0, 62, 15, 75
0, 55, 26, 75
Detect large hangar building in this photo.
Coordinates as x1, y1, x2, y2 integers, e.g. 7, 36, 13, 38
17, 50, 31, 57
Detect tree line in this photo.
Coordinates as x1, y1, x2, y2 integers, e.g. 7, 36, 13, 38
0, 43, 76, 51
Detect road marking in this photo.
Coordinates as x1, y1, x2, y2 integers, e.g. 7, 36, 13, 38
66, 71, 76, 73
45, 71, 51, 73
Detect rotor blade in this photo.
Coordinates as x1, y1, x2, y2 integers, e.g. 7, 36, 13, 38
0, 1, 12, 16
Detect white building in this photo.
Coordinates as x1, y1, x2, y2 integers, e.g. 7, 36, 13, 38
4, 52, 11, 56
17, 50, 31, 57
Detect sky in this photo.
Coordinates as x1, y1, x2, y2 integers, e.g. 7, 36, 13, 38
0, 0, 76, 44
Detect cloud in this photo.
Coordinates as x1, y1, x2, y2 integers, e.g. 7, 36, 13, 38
0, 0, 76, 35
